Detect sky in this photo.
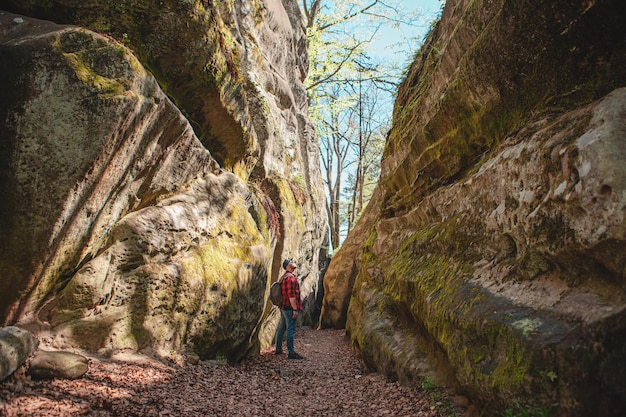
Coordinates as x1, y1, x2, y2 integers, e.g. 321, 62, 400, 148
368, 0, 443, 64
343, 0, 443, 118
331, 1, 444, 245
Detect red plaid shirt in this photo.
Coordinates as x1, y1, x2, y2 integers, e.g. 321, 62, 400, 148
280, 272, 302, 311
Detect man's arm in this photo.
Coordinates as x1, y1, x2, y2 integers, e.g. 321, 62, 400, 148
288, 274, 299, 316
290, 296, 298, 315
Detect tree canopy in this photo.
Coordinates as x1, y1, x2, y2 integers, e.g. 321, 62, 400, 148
301, 0, 441, 251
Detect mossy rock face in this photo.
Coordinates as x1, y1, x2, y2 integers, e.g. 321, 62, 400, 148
1, 1, 327, 363
381, 0, 625, 216
2, 0, 247, 168
325, 0, 626, 415
320, 188, 384, 329
0, 0, 316, 184
0, 16, 210, 322
39, 172, 271, 360
346, 88, 626, 416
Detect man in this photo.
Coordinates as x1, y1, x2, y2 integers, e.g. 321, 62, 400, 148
275, 258, 304, 359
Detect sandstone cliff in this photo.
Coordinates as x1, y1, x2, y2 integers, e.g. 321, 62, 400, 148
321, 0, 625, 415
0, 0, 326, 361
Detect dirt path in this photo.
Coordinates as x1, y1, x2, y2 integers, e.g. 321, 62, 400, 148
0, 328, 472, 416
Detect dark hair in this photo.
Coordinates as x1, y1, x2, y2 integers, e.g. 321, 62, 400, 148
282, 258, 293, 269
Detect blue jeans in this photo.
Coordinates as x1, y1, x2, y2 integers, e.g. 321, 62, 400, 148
275, 309, 297, 353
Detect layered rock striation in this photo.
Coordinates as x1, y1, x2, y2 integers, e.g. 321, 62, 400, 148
0, 0, 325, 362
321, 0, 625, 415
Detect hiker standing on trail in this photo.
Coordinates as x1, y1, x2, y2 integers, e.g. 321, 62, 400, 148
275, 258, 304, 359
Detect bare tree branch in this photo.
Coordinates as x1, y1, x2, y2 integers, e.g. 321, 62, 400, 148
318, 0, 380, 31
306, 40, 366, 90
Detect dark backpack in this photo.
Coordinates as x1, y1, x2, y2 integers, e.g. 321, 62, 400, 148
269, 274, 285, 306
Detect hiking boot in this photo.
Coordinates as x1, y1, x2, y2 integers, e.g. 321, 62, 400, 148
274, 350, 283, 355
287, 352, 304, 360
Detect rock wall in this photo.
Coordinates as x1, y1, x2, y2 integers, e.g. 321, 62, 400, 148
0, 0, 326, 361
321, 0, 625, 415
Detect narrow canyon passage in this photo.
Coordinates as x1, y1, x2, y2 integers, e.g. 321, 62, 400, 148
0, 328, 471, 416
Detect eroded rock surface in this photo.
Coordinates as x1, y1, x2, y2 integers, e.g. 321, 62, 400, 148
0, 0, 325, 363
321, 0, 626, 415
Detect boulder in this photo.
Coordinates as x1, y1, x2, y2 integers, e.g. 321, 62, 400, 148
0, 326, 38, 381
27, 350, 88, 380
